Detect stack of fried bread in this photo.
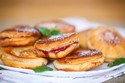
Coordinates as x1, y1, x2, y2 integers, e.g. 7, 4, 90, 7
0, 25, 48, 68
0, 20, 125, 71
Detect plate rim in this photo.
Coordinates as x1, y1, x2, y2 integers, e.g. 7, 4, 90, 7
0, 63, 124, 77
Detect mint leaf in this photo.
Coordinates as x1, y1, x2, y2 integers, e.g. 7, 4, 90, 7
108, 58, 125, 67
0, 67, 5, 70
38, 27, 50, 36
38, 26, 61, 36
33, 66, 53, 73
50, 29, 61, 36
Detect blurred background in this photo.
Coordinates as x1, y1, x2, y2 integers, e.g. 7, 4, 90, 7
0, 0, 125, 28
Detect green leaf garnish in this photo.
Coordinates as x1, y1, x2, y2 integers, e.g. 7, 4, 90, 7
108, 58, 125, 67
0, 67, 5, 70
49, 29, 61, 36
33, 66, 53, 73
38, 26, 61, 36
38, 26, 50, 36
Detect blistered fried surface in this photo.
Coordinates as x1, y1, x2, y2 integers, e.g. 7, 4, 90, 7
1, 46, 48, 69
34, 33, 79, 58
87, 27, 125, 62
0, 25, 41, 46
53, 49, 104, 71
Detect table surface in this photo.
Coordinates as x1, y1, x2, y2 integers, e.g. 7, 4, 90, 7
104, 75, 125, 83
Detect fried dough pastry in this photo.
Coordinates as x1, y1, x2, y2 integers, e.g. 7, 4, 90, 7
35, 20, 75, 33
0, 47, 5, 58
34, 33, 79, 58
87, 27, 125, 62
5, 46, 37, 58
1, 46, 48, 69
0, 25, 40, 46
53, 49, 104, 71
77, 29, 91, 48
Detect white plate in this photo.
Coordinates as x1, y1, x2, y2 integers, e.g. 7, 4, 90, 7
0, 17, 125, 78
0, 60, 124, 78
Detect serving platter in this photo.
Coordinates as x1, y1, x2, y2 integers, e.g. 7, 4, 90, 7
0, 60, 124, 78
0, 17, 125, 78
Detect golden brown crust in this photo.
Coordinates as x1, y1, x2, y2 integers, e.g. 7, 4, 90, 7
0, 37, 38, 47
53, 49, 104, 71
0, 25, 41, 46
35, 43, 79, 58
1, 52, 48, 69
58, 49, 102, 64
5, 46, 37, 58
0, 25, 40, 38
35, 33, 79, 50
77, 29, 92, 48
35, 20, 75, 33
0, 47, 5, 59
54, 59, 103, 71
34, 33, 79, 58
1, 46, 48, 69
87, 27, 125, 62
